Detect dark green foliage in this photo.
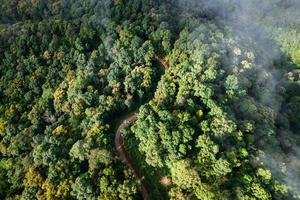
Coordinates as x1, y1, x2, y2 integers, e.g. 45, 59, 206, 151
0, 0, 299, 200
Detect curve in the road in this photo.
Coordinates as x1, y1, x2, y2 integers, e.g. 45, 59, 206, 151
114, 57, 169, 200
114, 113, 149, 200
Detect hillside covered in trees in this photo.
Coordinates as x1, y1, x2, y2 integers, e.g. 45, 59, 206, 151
0, 0, 300, 199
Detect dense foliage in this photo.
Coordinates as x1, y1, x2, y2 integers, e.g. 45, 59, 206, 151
0, 0, 299, 199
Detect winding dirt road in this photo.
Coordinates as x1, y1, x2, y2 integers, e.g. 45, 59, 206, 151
155, 55, 169, 70
114, 113, 150, 200
114, 57, 169, 200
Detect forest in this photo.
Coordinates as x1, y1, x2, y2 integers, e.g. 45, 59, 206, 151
0, 0, 300, 199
